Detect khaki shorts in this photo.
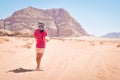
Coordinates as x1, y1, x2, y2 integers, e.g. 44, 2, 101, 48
36, 48, 45, 53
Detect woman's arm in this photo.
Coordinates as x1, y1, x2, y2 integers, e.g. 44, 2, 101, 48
43, 36, 50, 42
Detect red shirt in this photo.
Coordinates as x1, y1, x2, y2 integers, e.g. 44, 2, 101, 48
34, 29, 47, 48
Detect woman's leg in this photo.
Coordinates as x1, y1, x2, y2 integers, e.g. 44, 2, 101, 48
36, 48, 44, 71
36, 53, 43, 68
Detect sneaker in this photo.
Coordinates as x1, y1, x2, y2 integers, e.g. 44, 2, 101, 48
36, 67, 40, 71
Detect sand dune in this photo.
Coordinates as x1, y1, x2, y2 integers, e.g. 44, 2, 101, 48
0, 36, 120, 80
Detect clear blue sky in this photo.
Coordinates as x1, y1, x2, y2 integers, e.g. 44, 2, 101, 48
0, 0, 120, 36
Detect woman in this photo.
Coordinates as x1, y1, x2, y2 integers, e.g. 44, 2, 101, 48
34, 21, 49, 71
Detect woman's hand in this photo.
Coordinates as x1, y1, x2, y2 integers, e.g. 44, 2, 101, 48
43, 36, 50, 42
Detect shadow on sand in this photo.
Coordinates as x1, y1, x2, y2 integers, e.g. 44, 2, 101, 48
8, 67, 35, 73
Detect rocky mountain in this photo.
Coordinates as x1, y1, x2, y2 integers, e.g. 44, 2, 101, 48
0, 19, 4, 29
0, 7, 88, 37
101, 32, 120, 38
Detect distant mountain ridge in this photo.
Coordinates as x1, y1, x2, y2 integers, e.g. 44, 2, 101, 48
0, 7, 88, 37
101, 32, 120, 38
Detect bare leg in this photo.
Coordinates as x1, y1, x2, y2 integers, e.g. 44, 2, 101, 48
36, 53, 43, 69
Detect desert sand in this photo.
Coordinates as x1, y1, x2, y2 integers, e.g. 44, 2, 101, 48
0, 36, 120, 80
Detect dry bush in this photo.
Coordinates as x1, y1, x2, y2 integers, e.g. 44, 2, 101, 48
4, 37, 10, 42
99, 41, 104, 45
22, 38, 29, 41
117, 43, 120, 48
90, 41, 95, 46
0, 37, 10, 43
0, 37, 4, 44
22, 43, 32, 49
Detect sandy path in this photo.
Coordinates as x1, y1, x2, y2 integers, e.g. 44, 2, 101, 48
0, 37, 120, 80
